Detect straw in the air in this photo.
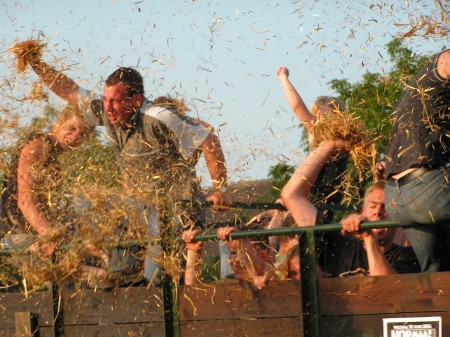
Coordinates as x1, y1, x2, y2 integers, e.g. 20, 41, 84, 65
9, 40, 46, 73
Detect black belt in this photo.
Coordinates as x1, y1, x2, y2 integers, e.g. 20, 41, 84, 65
390, 167, 435, 187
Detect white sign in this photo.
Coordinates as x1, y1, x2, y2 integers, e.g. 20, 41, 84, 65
383, 316, 442, 337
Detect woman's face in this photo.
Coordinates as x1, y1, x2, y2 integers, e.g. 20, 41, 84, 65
55, 116, 90, 150
288, 255, 300, 280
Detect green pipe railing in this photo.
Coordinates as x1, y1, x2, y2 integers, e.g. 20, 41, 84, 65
190, 220, 400, 241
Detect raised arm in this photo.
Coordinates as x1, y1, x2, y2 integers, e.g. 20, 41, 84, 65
11, 40, 80, 105
277, 66, 315, 132
281, 140, 351, 227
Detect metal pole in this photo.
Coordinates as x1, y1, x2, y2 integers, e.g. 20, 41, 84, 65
190, 220, 403, 242
159, 203, 180, 337
0, 220, 406, 256
299, 230, 320, 337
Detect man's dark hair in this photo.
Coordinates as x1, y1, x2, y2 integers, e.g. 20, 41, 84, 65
105, 67, 144, 97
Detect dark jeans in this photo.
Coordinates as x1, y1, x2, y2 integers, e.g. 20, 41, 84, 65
385, 167, 450, 272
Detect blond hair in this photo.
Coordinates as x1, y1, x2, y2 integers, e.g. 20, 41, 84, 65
363, 180, 386, 208
58, 104, 86, 125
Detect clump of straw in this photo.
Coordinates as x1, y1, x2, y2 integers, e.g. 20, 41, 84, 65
9, 40, 46, 73
310, 110, 378, 203
310, 110, 376, 180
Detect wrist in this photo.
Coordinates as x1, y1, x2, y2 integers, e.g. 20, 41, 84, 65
212, 185, 227, 193
361, 232, 374, 241
37, 225, 50, 236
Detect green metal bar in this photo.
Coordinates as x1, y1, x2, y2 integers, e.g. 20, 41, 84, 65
299, 231, 320, 337
191, 220, 404, 241
0, 220, 405, 256
159, 205, 180, 337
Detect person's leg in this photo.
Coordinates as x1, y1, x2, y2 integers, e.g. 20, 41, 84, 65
143, 204, 162, 285
403, 225, 442, 272
442, 223, 450, 271
386, 168, 450, 272
220, 243, 234, 279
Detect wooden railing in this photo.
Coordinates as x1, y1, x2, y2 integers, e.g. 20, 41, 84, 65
1, 202, 449, 337
1, 273, 449, 336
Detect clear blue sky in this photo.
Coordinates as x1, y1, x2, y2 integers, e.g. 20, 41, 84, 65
1, 1, 448, 184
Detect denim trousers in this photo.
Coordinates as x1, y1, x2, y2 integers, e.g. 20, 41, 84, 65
106, 203, 161, 285
219, 243, 233, 279
385, 167, 450, 272
143, 204, 162, 284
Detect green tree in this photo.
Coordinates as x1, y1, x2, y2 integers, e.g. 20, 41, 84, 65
328, 38, 428, 153
267, 163, 295, 201
59, 132, 120, 190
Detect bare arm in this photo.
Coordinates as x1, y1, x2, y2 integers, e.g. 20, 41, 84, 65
341, 214, 396, 276
17, 139, 57, 256
363, 234, 397, 275
437, 50, 450, 80
201, 132, 230, 207
17, 139, 50, 235
11, 40, 80, 104
182, 229, 203, 286
237, 239, 275, 289
218, 227, 274, 289
277, 66, 315, 131
281, 140, 351, 227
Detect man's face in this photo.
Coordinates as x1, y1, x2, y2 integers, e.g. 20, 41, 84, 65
103, 82, 142, 125
362, 188, 394, 241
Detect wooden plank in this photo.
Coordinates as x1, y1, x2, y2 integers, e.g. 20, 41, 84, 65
63, 323, 165, 337
319, 272, 450, 315
15, 312, 34, 337
0, 327, 54, 337
180, 318, 302, 337
62, 287, 164, 325
320, 312, 450, 337
179, 281, 302, 321
0, 291, 54, 329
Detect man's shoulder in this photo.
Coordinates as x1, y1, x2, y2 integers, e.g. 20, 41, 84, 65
141, 104, 194, 123
140, 104, 210, 134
